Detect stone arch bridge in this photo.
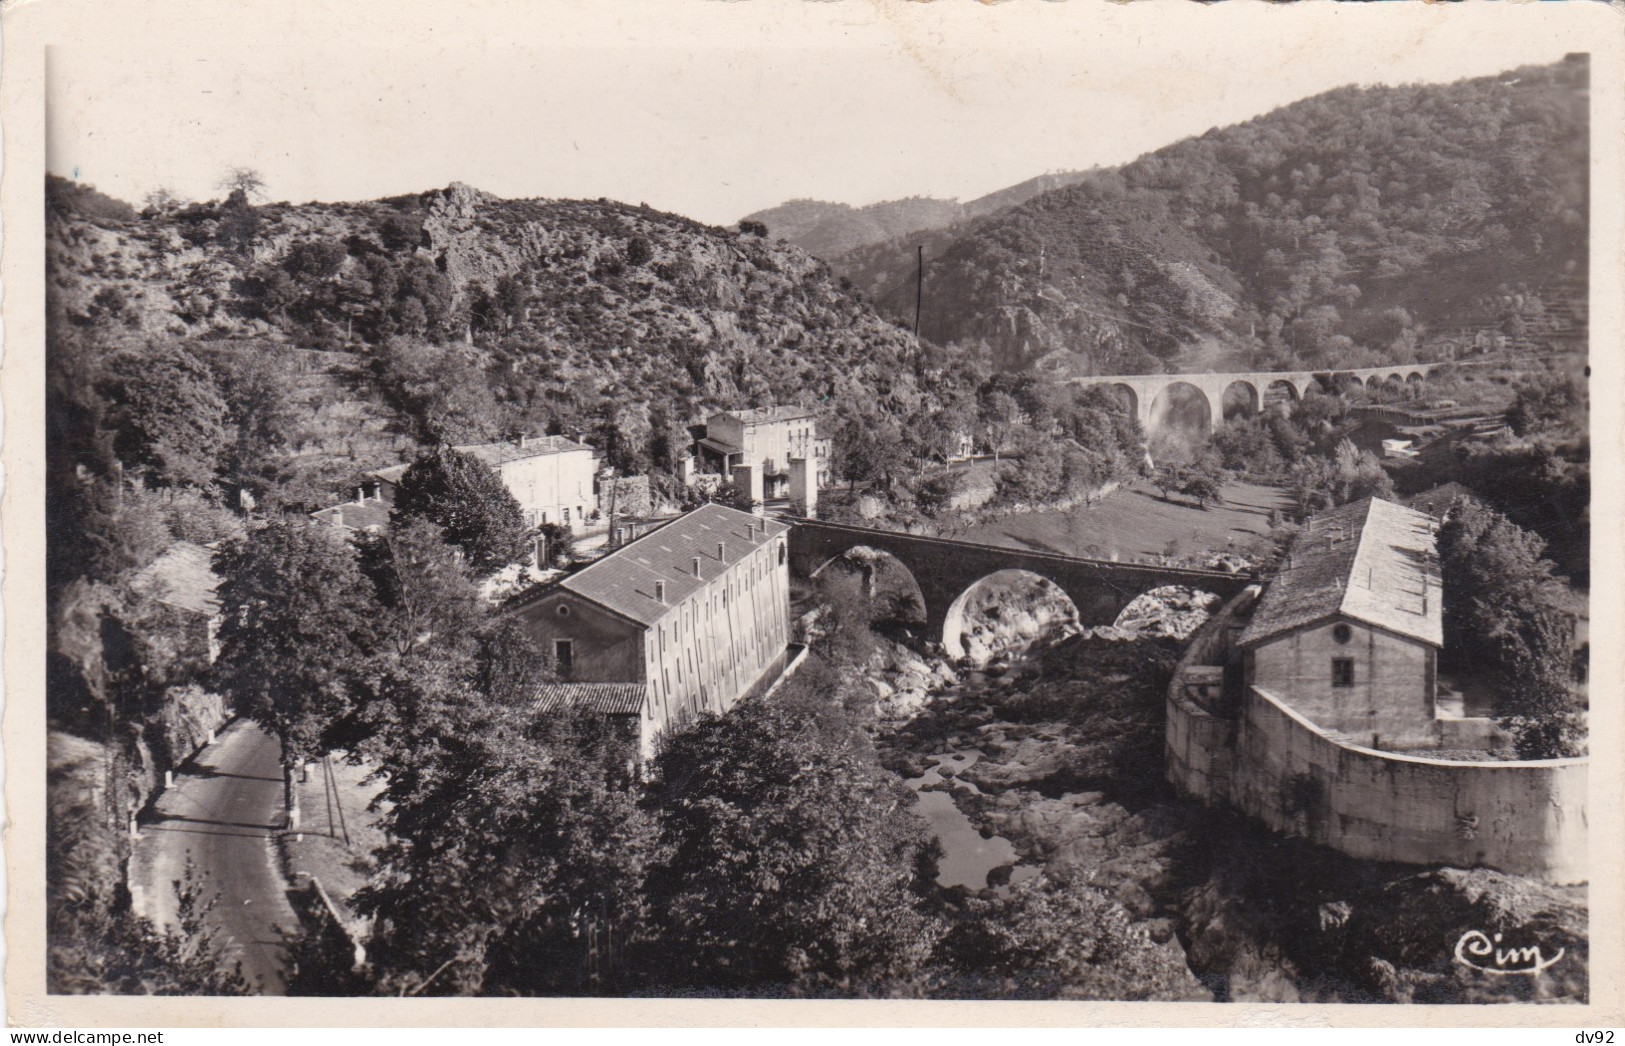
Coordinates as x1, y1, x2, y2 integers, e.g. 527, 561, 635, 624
787, 518, 1253, 658
1073, 363, 1447, 436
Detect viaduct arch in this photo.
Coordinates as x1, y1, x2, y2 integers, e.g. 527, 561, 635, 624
788, 519, 1253, 659
1073, 363, 1447, 437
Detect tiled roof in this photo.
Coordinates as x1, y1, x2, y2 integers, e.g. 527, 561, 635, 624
310, 498, 392, 531
1239, 498, 1442, 648
371, 463, 410, 486
726, 405, 818, 425
370, 436, 593, 485
131, 542, 221, 617
535, 682, 648, 717
555, 503, 788, 626
459, 435, 592, 467
697, 436, 744, 456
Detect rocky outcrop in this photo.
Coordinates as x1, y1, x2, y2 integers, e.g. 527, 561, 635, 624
1085, 585, 1218, 642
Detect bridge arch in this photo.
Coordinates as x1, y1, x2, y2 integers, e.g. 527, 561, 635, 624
1150, 380, 1214, 437
1105, 382, 1141, 423
786, 519, 1255, 660
941, 568, 1081, 661
805, 545, 928, 628
1220, 379, 1260, 421
1264, 378, 1302, 410
1407, 371, 1425, 384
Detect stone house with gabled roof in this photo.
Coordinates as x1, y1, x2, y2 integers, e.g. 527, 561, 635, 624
1168, 496, 1587, 882
504, 503, 794, 758
1238, 497, 1443, 750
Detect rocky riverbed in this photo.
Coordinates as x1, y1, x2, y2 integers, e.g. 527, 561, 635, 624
857, 626, 1589, 1004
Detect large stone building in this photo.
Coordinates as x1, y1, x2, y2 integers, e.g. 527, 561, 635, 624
695, 406, 831, 506
1167, 497, 1587, 882
371, 435, 598, 532
505, 503, 794, 758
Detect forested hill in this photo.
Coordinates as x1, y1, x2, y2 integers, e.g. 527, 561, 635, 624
741, 171, 1096, 263
834, 56, 1590, 376
47, 179, 963, 511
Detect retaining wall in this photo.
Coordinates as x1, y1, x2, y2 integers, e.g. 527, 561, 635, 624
1166, 592, 1587, 883
1230, 686, 1587, 883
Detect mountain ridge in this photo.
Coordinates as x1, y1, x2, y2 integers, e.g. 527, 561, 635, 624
824, 57, 1590, 376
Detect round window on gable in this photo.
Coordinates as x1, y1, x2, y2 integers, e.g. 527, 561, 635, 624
1332, 623, 1352, 644
557, 604, 572, 618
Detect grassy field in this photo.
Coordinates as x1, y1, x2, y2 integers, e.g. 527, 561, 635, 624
959, 478, 1294, 565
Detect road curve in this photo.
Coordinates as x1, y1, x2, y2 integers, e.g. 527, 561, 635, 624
128, 720, 296, 994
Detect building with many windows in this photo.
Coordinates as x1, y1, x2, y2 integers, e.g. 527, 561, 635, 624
694, 406, 831, 504
504, 503, 794, 758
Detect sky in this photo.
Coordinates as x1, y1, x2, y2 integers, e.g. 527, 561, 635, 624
32, 0, 1595, 227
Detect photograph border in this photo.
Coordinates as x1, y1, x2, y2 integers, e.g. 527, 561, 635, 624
5, 0, 1623, 1027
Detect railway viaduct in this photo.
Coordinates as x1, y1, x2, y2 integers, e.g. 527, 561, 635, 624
787, 519, 1253, 658
1073, 362, 1448, 436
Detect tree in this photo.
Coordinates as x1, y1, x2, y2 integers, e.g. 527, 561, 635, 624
1178, 456, 1230, 508
357, 692, 652, 995
372, 337, 503, 445
935, 870, 1197, 1000
831, 413, 908, 493
1180, 472, 1224, 508
912, 471, 964, 518
643, 697, 941, 992
710, 479, 760, 515
142, 186, 185, 216
99, 342, 229, 489
50, 859, 253, 996
212, 522, 377, 827
1436, 497, 1584, 758
206, 341, 302, 489
217, 166, 267, 202
1289, 439, 1393, 514
390, 447, 530, 577
1506, 369, 1585, 437
812, 568, 881, 668
356, 519, 483, 662
534, 521, 575, 568
1151, 466, 1180, 502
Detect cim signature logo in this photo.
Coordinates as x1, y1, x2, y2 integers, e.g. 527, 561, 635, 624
1453, 929, 1565, 975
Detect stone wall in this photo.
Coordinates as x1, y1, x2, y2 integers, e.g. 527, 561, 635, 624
1167, 591, 1587, 884
597, 474, 652, 520
1230, 686, 1587, 883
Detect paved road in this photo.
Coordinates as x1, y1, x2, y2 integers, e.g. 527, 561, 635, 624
128, 720, 295, 993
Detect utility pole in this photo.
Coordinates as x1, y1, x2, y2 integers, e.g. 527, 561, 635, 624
914, 244, 924, 336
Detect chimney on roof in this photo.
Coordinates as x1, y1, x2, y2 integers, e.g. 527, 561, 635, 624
654, 580, 665, 604
692, 556, 703, 579
332, 508, 343, 528
519, 433, 529, 449
718, 541, 726, 561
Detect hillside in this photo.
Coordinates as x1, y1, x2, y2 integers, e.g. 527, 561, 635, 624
742, 171, 1096, 265
47, 180, 961, 514
834, 57, 1590, 376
